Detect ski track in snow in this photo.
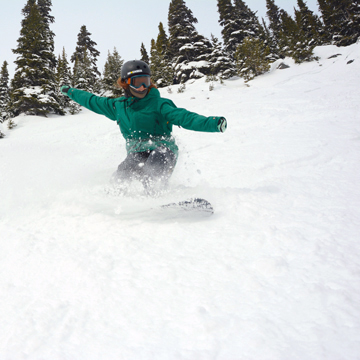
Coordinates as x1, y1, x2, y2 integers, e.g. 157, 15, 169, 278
0, 44, 360, 360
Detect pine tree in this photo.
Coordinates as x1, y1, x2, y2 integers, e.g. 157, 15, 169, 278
156, 22, 169, 56
71, 25, 101, 91
295, 0, 323, 46
230, 0, 270, 76
72, 49, 93, 91
279, 9, 300, 58
168, 0, 212, 82
11, 0, 63, 117
266, 0, 284, 58
260, 18, 279, 62
70, 49, 93, 114
217, 0, 265, 77
55, 47, 72, 110
217, 0, 238, 54
150, 38, 162, 84
207, 34, 235, 79
0, 61, 11, 123
102, 47, 124, 98
150, 37, 174, 87
235, 37, 270, 82
140, 43, 150, 64
289, 0, 323, 63
233, 0, 263, 45
318, 0, 360, 46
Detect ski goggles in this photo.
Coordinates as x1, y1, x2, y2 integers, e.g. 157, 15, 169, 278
127, 75, 151, 89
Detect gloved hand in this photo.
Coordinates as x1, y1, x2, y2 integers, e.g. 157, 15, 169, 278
60, 85, 71, 95
217, 117, 227, 133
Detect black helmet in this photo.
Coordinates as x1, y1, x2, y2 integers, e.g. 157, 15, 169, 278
121, 60, 151, 81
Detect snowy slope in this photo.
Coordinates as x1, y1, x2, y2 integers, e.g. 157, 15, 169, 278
0, 43, 360, 360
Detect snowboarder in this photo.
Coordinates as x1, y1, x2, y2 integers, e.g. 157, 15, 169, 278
61, 60, 227, 192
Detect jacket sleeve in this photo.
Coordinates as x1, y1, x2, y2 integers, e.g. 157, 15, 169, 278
160, 102, 223, 133
67, 88, 117, 121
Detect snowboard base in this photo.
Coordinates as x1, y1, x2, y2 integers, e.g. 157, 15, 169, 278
161, 198, 214, 215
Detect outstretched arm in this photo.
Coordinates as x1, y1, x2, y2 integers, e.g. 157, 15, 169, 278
160, 102, 227, 133
61, 86, 117, 121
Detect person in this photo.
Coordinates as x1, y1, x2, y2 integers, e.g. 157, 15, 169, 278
61, 60, 227, 193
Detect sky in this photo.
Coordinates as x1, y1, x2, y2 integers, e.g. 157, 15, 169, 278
1, 0, 320, 78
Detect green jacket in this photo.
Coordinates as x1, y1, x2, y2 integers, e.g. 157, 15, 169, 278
67, 87, 223, 158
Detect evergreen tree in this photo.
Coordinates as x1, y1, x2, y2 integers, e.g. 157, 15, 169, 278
231, 0, 269, 75
140, 43, 150, 64
102, 47, 124, 98
217, 0, 265, 77
318, 0, 360, 46
150, 38, 162, 84
217, 0, 238, 54
260, 18, 279, 62
232, 0, 263, 45
295, 0, 323, 46
266, 0, 316, 62
56, 47, 72, 110
0, 61, 11, 122
168, 0, 198, 58
168, 0, 212, 82
156, 22, 169, 55
207, 34, 235, 79
289, 0, 323, 63
265, 0, 283, 58
278, 9, 300, 58
71, 25, 101, 91
70, 49, 93, 114
150, 37, 174, 87
235, 37, 270, 81
11, 0, 63, 116
72, 49, 93, 92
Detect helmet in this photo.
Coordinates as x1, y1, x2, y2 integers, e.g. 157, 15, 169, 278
121, 60, 151, 81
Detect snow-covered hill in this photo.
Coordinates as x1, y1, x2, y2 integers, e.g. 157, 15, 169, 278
1, 43, 360, 360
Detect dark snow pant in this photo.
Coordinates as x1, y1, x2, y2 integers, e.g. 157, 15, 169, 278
114, 146, 177, 189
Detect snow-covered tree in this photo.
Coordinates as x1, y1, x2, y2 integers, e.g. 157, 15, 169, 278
318, 0, 360, 46
235, 36, 270, 81
217, 0, 265, 77
11, 0, 64, 117
150, 37, 174, 87
102, 48, 124, 98
295, 0, 323, 46
0, 61, 11, 122
279, 9, 300, 58
168, 0, 212, 83
207, 34, 236, 79
265, 0, 284, 59
265, 0, 318, 63
140, 43, 150, 64
55, 47, 72, 110
217, 0, 238, 55
72, 48, 92, 92
71, 25, 101, 92
70, 49, 93, 114
232, 0, 264, 45
259, 18, 279, 62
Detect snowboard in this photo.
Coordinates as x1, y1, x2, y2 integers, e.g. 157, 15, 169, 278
161, 198, 214, 215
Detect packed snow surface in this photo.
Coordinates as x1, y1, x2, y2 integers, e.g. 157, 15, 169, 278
1, 44, 360, 360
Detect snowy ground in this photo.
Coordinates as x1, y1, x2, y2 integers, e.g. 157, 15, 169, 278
1, 43, 360, 360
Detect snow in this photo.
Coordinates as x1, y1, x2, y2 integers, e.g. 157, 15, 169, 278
1, 43, 360, 359
177, 60, 210, 70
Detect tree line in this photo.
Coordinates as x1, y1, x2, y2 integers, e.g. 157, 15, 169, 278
1, 0, 359, 136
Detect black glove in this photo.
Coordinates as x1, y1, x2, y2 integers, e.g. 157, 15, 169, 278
217, 117, 227, 133
60, 85, 70, 95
